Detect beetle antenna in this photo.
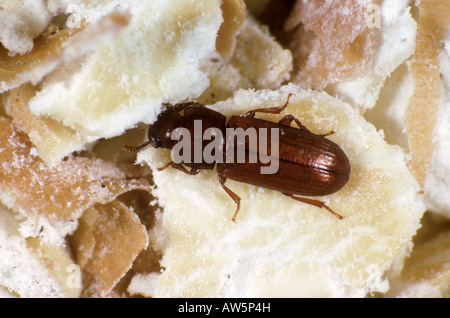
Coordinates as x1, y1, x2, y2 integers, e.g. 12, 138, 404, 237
122, 141, 152, 152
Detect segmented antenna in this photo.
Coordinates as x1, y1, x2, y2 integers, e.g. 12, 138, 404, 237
122, 141, 152, 152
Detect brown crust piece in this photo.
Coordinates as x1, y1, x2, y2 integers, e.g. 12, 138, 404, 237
283, 0, 378, 89
230, 15, 293, 89
71, 200, 149, 297
5, 84, 91, 167
0, 116, 152, 224
0, 11, 130, 93
216, 0, 246, 58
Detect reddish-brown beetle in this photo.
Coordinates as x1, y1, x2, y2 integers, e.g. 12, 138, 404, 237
124, 94, 351, 221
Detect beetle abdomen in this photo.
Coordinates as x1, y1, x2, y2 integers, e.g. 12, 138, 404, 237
217, 116, 350, 197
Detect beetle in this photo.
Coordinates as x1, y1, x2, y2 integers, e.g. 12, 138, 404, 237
123, 94, 351, 222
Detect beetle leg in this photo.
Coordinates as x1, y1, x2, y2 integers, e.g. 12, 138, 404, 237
278, 115, 311, 132
278, 115, 335, 137
244, 93, 294, 118
282, 193, 344, 220
219, 176, 241, 222
157, 161, 201, 175
319, 130, 335, 137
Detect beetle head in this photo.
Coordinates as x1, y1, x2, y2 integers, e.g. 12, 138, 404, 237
147, 108, 183, 149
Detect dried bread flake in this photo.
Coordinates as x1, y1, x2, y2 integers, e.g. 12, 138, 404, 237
28, 0, 223, 142
216, 0, 246, 58
0, 117, 152, 234
5, 84, 93, 168
385, 216, 450, 298
230, 15, 293, 90
70, 200, 148, 297
325, 0, 417, 110
133, 85, 425, 297
0, 10, 131, 93
198, 13, 293, 105
404, 0, 450, 187
0, 0, 68, 56
284, 0, 378, 89
26, 236, 82, 298
0, 203, 79, 298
